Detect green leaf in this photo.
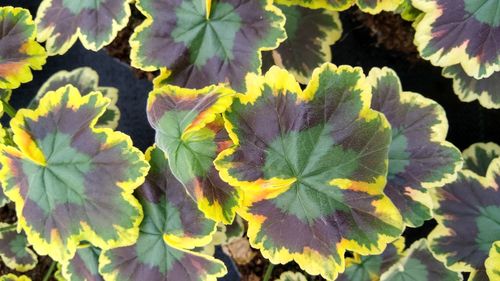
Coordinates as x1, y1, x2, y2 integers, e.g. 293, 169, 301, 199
395, 0, 421, 21
0, 223, 37, 272
356, 0, 402, 14
274, 0, 355, 10
0, 274, 31, 281
368, 67, 462, 227
463, 142, 500, 177
215, 63, 403, 280
35, 0, 131, 55
60, 245, 103, 281
380, 239, 462, 281
100, 146, 227, 281
0, 85, 150, 262
31, 67, 121, 129
486, 241, 500, 281
0, 7, 47, 89
274, 271, 308, 281
131, 0, 286, 90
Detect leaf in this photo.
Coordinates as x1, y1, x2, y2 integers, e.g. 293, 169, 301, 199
274, 271, 308, 281
356, 0, 402, 14
131, 0, 286, 90
0, 7, 47, 89
395, 0, 421, 21
337, 238, 405, 281
265, 5, 342, 84
99, 146, 227, 281
380, 239, 462, 281
196, 216, 245, 256
0, 189, 7, 208
274, 0, 355, 10
486, 241, 500, 280
368, 67, 462, 227
60, 245, 103, 281
443, 65, 500, 109
463, 142, 500, 177
429, 157, 500, 273
215, 64, 403, 280
0, 85, 150, 262
0, 274, 31, 281
35, 0, 131, 55
147, 84, 241, 224
412, 0, 500, 79
0, 223, 37, 272
31, 67, 121, 129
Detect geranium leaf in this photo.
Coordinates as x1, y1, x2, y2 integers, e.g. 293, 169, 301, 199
486, 241, 500, 280
131, 0, 286, 90
0, 223, 37, 272
412, 0, 500, 79
368, 67, 462, 227
429, 157, 500, 273
264, 5, 342, 84
215, 64, 403, 280
147, 85, 241, 224
337, 238, 405, 281
380, 239, 462, 281
31, 67, 121, 129
196, 216, 245, 256
60, 245, 103, 281
0, 7, 46, 89
0, 85, 149, 262
356, 0, 402, 14
35, 0, 131, 55
274, 271, 308, 281
463, 142, 500, 177
396, 0, 421, 21
0, 274, 31, 281
274, 0, 355, 10
99, 146, 227, 281
443, 65, 500, 109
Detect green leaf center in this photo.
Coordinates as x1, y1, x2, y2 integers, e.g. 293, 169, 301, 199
464, 0, 500, 27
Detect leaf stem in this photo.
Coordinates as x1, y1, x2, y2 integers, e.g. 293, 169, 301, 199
1, 99, 16, 118
205, 0, 212, 19
263, 263, 275, 281
0, 224, 16, 233
42, 260, 57, 281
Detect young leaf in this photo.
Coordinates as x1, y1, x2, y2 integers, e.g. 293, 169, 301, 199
0, 7, 46, 89
337, 238, 405, 281
147, 85, 241, 224
131, 0, 286, 90
368, 67, 462, 227
463, 142, 500, 177
443, 65, 500, 109
395, 0, 421, 21
274, 0, 355, 11
265, 5, 342, 84
486, 241, 500, 280
60, 245, 103, 281
274, 271, 308, 281
99, 146, 227, 281
35, 0, 131, 55
0, 85, 150, 262
380, 239, 462, 281
429, 157, 500, 273
356, 0, 402, 14
412, 0, 500, 79
0, 274, 31, 281
215, 64, 404, 280
31, 67, 121, 129
0, 223, 37, 272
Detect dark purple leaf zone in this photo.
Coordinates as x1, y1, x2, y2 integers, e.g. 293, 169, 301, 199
430, 167, 500, 271
62, 246, 103, 281
132, 0, 286, 90
0, 85, 148, 262
36, 0, 130, 55
414, 0, 500, 78
0, 226, 37, 272
443, 65, 500, 109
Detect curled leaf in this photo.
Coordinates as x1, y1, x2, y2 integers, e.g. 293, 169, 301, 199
131, 0, 286, 90
32, 67, 121, 129
0, 223, 37, 272
368, 67, 462, 227
215, 64, 403, 280
413, 0, 500, 79
443, 65, 500, 109
0, 7, 46, 89
35, 0, 131, 55
486, 241, 500, 280
0, 85, 149, 262
99, 146, 227, 281
0, 274, 31, 281
463, 142, 500, 177
61, 245, 103, 281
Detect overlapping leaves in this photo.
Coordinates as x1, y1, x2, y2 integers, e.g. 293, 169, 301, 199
0, 223, 37, 272
215, 63, 403, 280
99, 146, 227, 281
368, 67, 462, 227
131, 0, 286, 90
31, 67, 121, 129
35, 0, 131, 55
147, 84, 241, 224
412, 0, 500, 79
0, 7, 46, 89
0, 85, 149, 262
60, 245, 103, 281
